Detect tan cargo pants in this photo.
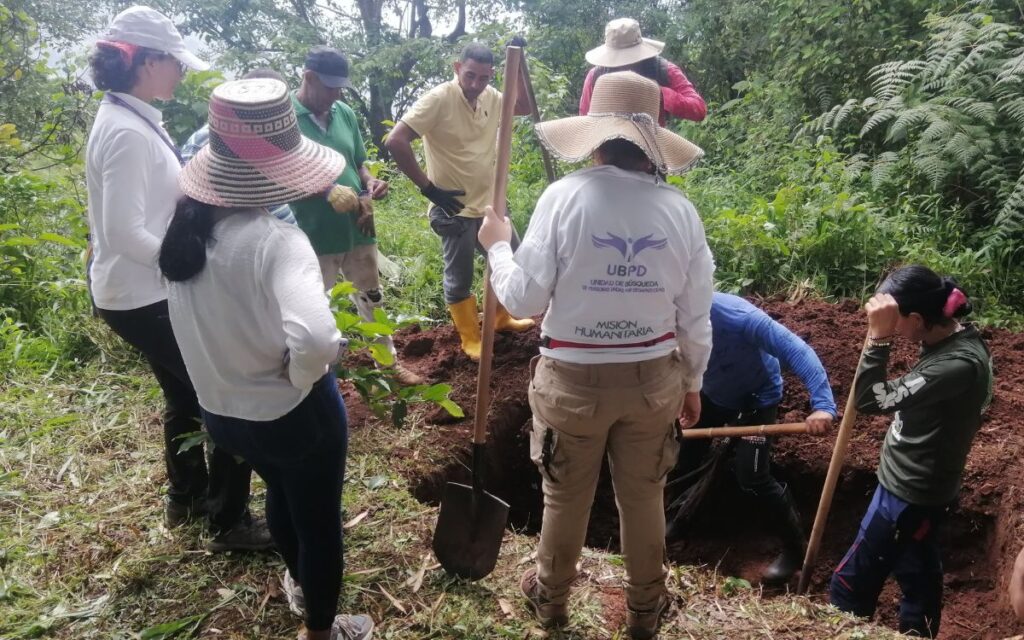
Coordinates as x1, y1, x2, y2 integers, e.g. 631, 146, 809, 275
528, 351, 685, 611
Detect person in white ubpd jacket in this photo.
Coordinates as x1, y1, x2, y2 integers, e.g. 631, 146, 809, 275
477, 71, 715, 640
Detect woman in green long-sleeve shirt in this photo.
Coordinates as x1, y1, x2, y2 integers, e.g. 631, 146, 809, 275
830, 265, 992, 639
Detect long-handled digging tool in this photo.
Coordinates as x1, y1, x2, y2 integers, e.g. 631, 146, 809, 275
667, 423, 808, 534
431, 45, 524, 581
520, 56, 557, 184
680, 422, 808, 439
796, 337, 870, 594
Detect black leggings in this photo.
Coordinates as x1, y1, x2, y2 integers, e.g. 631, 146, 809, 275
98, 300, 251, 530
202, 374, 348, 631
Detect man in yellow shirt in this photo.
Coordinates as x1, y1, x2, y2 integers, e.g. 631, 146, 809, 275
386, 42, 534, 360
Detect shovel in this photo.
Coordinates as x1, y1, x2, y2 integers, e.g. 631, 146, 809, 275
679, 422, 808, 439
796, 336, 869, 594
432, 45, 524, 581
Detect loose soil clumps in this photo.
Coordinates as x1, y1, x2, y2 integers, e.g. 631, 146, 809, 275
344, 298, 1024, 639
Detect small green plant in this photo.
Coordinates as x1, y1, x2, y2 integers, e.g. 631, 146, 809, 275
720, 576, 752, 597
329, 281, 462, 427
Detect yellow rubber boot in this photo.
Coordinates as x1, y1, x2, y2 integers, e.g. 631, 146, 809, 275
448, 296, 482, 361
495, 303, 535, 333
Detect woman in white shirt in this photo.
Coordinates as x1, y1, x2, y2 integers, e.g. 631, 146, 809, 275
85, 5, 266, 549
478, 72, 714, 640
158, 78, 373, 640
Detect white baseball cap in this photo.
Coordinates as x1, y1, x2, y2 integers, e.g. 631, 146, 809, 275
104, 6, 209, 71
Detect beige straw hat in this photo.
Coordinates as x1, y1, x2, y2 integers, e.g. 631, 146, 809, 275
585, 18, 664, 68
179, 78, 346, 207
535, 72, 703, 174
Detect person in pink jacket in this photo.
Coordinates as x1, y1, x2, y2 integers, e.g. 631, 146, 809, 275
579, 18, 706, 126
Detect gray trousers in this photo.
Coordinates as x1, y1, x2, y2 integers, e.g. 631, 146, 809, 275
428, 206, 521, 304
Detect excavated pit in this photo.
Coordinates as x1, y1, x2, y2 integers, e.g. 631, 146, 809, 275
344, 298, 1024, 639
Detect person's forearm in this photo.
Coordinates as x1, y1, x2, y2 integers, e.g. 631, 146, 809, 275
388, 140, 430, 189
357, 165, 374, 190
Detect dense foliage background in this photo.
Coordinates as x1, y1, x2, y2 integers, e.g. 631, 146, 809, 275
3, 0, 1024, 376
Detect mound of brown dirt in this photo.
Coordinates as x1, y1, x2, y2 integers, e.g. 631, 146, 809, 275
342, 298, 1024, 640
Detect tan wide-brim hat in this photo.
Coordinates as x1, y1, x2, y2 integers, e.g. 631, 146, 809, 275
585, 18, 664, 68
179, 78, 346, 207
535, 72, 703, 175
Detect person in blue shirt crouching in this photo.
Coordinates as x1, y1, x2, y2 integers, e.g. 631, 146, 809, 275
668, 292, 837, 585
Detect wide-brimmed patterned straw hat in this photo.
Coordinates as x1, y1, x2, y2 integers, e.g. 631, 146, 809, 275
179, 78, 345, 207
585, 18, 664, 68
535, 72, 703, 175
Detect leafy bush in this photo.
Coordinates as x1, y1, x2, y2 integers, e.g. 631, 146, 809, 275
0, 172, 95, 372
809, 7, 1024, 251
329, 281, 462, 427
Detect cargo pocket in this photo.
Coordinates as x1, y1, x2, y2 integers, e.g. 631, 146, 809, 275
653, 424, 681, 482
529, 381, 599, 437
529, 419, 561, 484
643, 377, 685, 423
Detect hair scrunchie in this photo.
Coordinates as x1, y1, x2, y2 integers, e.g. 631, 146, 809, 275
943, 288, 967, 318
97, 40, 140, 67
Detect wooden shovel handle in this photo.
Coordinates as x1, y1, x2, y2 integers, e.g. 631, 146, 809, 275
519, 57, 556, 184
796, 336, 869, 594
680, 423, 808, 439
473, 46, 523, 446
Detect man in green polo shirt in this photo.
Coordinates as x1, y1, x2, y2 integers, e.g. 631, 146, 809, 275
292, 46, 423, 385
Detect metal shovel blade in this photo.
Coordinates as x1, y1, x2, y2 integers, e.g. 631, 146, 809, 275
432, 481, 510, 581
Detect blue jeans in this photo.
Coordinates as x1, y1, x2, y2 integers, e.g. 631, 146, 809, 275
830, 484, 949, 638
202, 373, 348, 632
428, 206, 521, 304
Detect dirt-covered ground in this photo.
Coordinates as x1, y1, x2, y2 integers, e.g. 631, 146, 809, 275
343, 296, 1024, 640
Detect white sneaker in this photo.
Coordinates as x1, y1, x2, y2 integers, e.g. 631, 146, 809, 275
282, 570, 305, 618
329, 614, 374, 640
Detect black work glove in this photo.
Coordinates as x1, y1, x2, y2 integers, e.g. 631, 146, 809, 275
421, 182, 466, 217
509, 35, 527, 49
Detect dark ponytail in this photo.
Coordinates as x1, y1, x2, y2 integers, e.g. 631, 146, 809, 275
159, 197, 218, 282
89, 45, 163, 93
877, 265, 973, 327
593, 56, 669, 87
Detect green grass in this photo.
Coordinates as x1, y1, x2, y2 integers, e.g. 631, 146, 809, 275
0, 344, 903, 640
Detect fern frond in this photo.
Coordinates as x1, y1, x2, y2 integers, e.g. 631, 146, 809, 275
860, 108, 897, 137
887, 106, 932, 142
990, 169, 1024, 243
998, 97, 1024, 128
869, 60, 926, 100
871, 151, 901, 188
844, 153, 871, 181
912, 152, 951, 188
996, 46, 1024, 84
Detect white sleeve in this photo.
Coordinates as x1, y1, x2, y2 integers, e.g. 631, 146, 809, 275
99, 130, 164, 267
675, 218, 715, 392
487, 241, 551, 317
262, 227, 343, 390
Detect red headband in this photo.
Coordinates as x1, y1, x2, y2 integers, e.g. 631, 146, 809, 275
97, 40, 140, 67
943, 288, 967, 318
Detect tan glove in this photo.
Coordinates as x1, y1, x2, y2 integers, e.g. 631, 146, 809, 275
355, 194, 376, 236
326, 185, 360, 213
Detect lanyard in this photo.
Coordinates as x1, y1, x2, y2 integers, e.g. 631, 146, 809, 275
105, 93, 185, 166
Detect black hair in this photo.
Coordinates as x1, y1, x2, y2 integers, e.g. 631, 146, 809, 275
878, 265, 973, 327
242, 67, 286, 82
159, 197, 218, 282
459, 43, 494, 65
593, 56, 669, 86
595, 138, 655, 173
89, 45, 166, 93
